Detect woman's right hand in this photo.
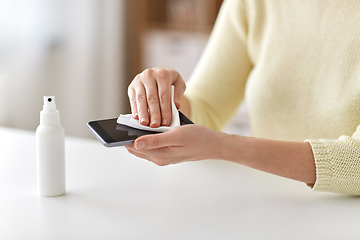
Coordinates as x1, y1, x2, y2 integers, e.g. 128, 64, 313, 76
128, 67, 186, 128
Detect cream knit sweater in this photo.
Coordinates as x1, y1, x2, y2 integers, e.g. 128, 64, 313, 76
184, 0, 360, 195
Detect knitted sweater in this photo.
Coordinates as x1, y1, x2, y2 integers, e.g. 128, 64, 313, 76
184, 0, 360, 195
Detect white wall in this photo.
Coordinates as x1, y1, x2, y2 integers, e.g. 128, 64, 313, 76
0, 0, 127, 138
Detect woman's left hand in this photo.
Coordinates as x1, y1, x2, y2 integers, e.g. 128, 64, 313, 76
125, 124, 226, 166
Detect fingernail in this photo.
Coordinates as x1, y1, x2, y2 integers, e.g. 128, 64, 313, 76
162, 119, 167, 125
136, 141, 145, 149
134, 112, 138, 118
151, 120, 158, 125
140, 118, 146, 123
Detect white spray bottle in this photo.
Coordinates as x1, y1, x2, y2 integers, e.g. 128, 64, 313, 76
36, 96, 66, 197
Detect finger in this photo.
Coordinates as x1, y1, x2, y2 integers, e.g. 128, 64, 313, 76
126, 145, 170, 166
173, 75, 186, 109
127, 146, 172, 166
143, 82, 162, 128
134, 84, 149, 126
134, 129, 182, 150
174, 100, 181, 110
156, 81, 172, 126
125, 145, 152, 160
128, 86, 138, 119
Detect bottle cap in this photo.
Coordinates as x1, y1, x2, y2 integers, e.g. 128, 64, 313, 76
43, 96, 57, 112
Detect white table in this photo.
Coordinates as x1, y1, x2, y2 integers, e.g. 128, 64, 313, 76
1, 126, 359, 240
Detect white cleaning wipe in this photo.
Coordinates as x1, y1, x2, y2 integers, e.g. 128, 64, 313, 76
117, 86, 180, 132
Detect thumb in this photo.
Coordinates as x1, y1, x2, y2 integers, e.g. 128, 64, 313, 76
134, 130, 180, 150
173, 77, 186, 107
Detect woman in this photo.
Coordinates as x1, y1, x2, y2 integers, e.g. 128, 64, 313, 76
125, 0, 360, 195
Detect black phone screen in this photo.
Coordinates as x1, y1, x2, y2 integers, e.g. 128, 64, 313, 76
87, 111, 193, 147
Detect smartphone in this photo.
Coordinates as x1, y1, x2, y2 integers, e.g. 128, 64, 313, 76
87, 111, 193, 147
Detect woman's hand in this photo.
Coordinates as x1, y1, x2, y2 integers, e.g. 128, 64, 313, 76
125, 125, 227, 166
125, 123, 316, 185
128, 67, 186, 128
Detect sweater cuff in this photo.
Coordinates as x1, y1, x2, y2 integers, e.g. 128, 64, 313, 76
304, 139, 333, 191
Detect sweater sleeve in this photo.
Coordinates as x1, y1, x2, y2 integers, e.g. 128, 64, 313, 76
305, 126, 360, 195
184, 0, 253, 131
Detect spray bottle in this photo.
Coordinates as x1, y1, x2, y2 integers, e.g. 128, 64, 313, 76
36, 96, 66, 196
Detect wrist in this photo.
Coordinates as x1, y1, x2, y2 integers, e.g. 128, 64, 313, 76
211, 132, 249, 162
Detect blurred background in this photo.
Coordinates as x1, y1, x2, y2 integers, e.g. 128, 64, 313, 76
0, 0, 250, 138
